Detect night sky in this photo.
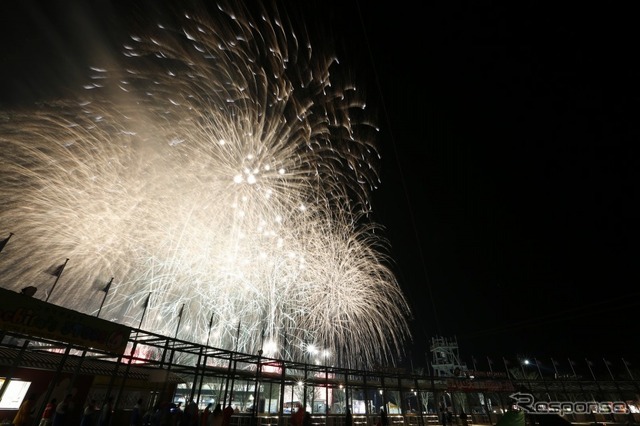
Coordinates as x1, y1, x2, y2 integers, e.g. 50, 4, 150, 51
345, 2, 638, 367
1, 1, 637, 371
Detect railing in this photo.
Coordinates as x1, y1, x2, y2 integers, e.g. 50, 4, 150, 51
1, 294, 640, 426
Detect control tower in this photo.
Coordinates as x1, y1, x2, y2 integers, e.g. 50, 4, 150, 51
429, 336, 468, 377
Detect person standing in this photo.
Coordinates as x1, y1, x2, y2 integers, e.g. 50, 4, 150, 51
170, 402, 183, 426
459, 410, 469, 426
380, 408, 389, 426
13, 393, 36, 426
221, 405, 234, 426
39, 398, 57, 426
303, 411, 312, 426
80, 399, 99, 426
289, 403, 305, 426
209, 404, 223, 426
184, 398, 199, 426
345, 408, 353, 426
149, 403, 165, 426
98, 397, 114, 426
439, 406, 447, 426
130, 398, 144, 426
201, 403, 213, 426
52, 394, 73, 426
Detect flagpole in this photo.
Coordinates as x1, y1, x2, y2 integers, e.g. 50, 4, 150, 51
225, 320, 241, 408
114, 292, 151, 415
519, 358, 531, 391
585, 357, 603, 400
550, 358, 573, 419
603, 358, 628, 412
587, 358, 609, 423
0, 232, 14, 253
252, 328, 265, 425
568, 358, 589, 403
585, 358, 597, 381
533, 358, 551, 401
196, 311, 216, 409
138, 292, 151, 330
622, 358, 634, 380
234, 320, 241, 352
503, 357, 514, 389
567, 358, 578, 378
46, 258, 69, 302
481, 357, 495, 423
96, 277, 114, 318
205, 311, 214, 348
486, 357, 505, 413
551, 358, 560, 379
622, 358, 640, 397
174, 303, 185, 339
603, 358, 615, 381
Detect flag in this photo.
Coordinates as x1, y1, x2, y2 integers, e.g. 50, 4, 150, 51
136, 292, 152, 329
603, 358, 615, 380
622, 358, 635, 380
48, 262, 66, 277
96, 277, 114, 318
208, 312, 214, 330
143, 293, 150, 309
44, 259, 68, 302
0, 233, 13, 253
101, 277, 113, 293
234, 320, 242, 351
585, 358, 597, 381
20, 286, 37, 297
550, 357, 560, 377
177, 303, 184, 319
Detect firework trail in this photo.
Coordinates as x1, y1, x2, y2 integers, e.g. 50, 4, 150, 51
0, 0, 411, 368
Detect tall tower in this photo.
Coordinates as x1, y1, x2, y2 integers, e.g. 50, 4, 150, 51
429, 336, 468, 377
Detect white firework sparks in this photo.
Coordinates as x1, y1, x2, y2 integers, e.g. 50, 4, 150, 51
0, 0, 411, 368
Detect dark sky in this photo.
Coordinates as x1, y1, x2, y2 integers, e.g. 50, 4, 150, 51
344, 2, 638, 367
316, 1, 638, 368
1, 1, 638, 371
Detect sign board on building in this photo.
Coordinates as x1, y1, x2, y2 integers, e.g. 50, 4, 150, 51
0, 287, 131, 354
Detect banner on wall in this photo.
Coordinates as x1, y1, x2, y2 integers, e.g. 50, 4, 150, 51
0, 287, 131, 354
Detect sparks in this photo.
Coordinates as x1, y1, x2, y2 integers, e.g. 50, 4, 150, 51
0, 0, 411, 368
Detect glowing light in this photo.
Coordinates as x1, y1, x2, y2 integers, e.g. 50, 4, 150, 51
0, 1, 411, 368
306, 344, 318, 355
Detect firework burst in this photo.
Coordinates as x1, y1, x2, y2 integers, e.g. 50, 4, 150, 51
0, 0, 411, 368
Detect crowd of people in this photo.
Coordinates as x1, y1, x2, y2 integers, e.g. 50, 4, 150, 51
140, 400, 236, 426
13, 393, 238, 426
16, 392, 475, 426
14, 395, 457, 426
